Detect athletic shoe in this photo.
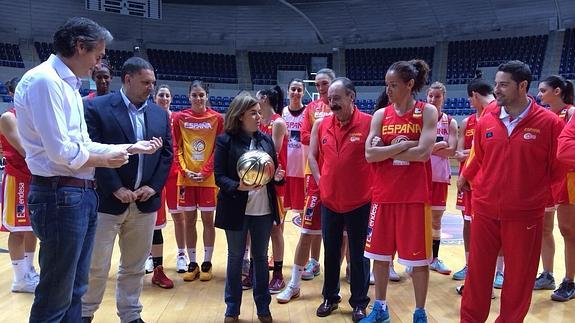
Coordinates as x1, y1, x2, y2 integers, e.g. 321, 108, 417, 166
369, 271, 375, 285
429, 258, 451, 275
269, 271, 286, 294
276, 285, 300, 304
183, 262, 199, 281
176, 253, 188, 273
242, 263, 253, 290
199, 261, 213, 281
359, 301, 390, 323
301, 259, 320, 280
493, 271, 504, 289
456, 285, 496, 299
152, 266, 174, 289
551, 279, 575, 302
534, 272, 556, 290
345, 265, 351, 284
145, 255, 153, 274
27, 267, 40, 284
389, 263, 400, 282
453, 265, 467, 281
11, 275, 37, 293
413, 308, 427, 323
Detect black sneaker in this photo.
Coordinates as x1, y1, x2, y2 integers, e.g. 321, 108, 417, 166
551, 279, 575, 302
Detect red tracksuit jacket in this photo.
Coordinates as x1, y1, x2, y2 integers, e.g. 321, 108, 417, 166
557, 116, 575, 165
462, 100, 565, 220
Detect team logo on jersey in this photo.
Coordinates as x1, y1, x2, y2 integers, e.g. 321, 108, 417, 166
465, 129, 474, 137
382, 123, 422, 135
486, 132, 493, 138
349, 132, 363, 143
413, 107, 422, 118
191, 139, 206, 161
184, 121, 212, 129
322, 137, 328, 145
523, 132, 537, 140
304, 196, 318, 222
16, 204, 25, 219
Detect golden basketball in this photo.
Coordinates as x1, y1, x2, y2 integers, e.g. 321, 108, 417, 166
236, 150, 275, 186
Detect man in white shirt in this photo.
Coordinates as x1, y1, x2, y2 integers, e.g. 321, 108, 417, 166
14, 17, 161, 323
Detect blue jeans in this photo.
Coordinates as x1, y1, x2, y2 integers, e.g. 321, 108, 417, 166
321, 203, 371, 308
224, 215, 273, 317
28, 183, 98, 323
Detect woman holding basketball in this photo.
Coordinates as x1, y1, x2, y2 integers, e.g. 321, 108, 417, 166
214, 92, 285, 323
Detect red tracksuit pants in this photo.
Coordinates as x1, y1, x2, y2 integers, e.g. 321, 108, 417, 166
460, 213, 543, 323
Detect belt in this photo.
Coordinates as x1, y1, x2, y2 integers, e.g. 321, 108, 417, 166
31, 175, 96, 189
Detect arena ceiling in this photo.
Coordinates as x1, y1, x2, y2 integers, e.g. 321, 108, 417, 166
162, 0, 575, 46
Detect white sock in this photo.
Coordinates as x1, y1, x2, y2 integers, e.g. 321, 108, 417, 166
204, 246, 214, 262
289, 264, 304, 288
24, 252, 35, 271
244, 247, 250, 260
177, 248, 186, 256
496, 256, 504, 272
188, 248, 196, 263
375, 299, 387, 310
12, 259, 27, 282
465, 252, 469, 264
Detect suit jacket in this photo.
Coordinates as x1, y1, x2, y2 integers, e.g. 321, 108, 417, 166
214, 130, 283, 231
84, 92, 173, 215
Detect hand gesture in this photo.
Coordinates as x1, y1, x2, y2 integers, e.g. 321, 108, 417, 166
371, 136, 383, 147
274, 164, 285, 181
433, 141, 449, 152
237, 181, 261, 192
113, 187, 138, 203
134, 185, 156, 202
106, 150, 130, 168
457, 175, 471, 192
128, 137, 163, 155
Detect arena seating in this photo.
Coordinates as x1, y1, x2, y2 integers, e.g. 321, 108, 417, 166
249, 52, 333, 85
560, 28, 575, 79
346, 47, 435, 86
34, 42, 54, 62
147, 49, 237, 83
447, 35, 547, 84
0, 43, 25, 68
105, 49, 134, 76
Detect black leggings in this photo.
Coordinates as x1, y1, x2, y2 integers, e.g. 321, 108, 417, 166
152, 229, 163, 245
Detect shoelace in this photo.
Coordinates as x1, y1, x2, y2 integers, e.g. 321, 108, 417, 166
556, 281, 574, 294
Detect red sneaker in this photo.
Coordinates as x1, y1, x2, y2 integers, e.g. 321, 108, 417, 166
152, 266, 174, 289
269, 271, 285, 294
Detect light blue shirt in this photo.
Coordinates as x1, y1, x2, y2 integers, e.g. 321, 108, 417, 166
120, 88, 147, 189
500, 99, 531, 136
14, 54, 123, 179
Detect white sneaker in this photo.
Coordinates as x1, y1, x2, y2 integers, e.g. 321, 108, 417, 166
369, 271, 375, 285
276, 285, 300, 304
176, 253, 188, 273
27, 267, 40, 284
12, 276, 37, 293
389, 263, 400, 282
145, 255, 154, 274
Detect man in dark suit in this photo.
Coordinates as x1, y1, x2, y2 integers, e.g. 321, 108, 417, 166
81, 57, 172, 323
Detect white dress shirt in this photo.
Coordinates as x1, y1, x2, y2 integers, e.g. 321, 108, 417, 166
14, 54, 122, 179
500, 99, 531, 136
120, 88, 147, 189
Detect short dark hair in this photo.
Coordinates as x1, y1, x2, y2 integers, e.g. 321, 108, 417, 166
331, 77, 356, 96
387, 59, 430, 93
91, 60, 112, 80
467, 78, 493, 97
120, 57, 154, 84
497, 60, 532, 90
53, 17, 113, 58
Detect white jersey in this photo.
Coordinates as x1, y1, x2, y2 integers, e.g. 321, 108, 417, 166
431, 112, 451, 183
282, 106, 305, 178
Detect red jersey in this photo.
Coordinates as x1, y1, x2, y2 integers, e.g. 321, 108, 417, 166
301, 98, 331, 146
552, 105, 575, 204
0, 108, 31, 179
259, 113, 288, 171
462, 101, 565, 219
458, 113, 478, 174
372, 102, 432, 204
172, 107, 224, 187
317, 108, 372, 213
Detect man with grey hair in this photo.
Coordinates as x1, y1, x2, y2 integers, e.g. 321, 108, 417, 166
308, 77, 373, 321
14, 17, 162, 322
81, 57, 172, 323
